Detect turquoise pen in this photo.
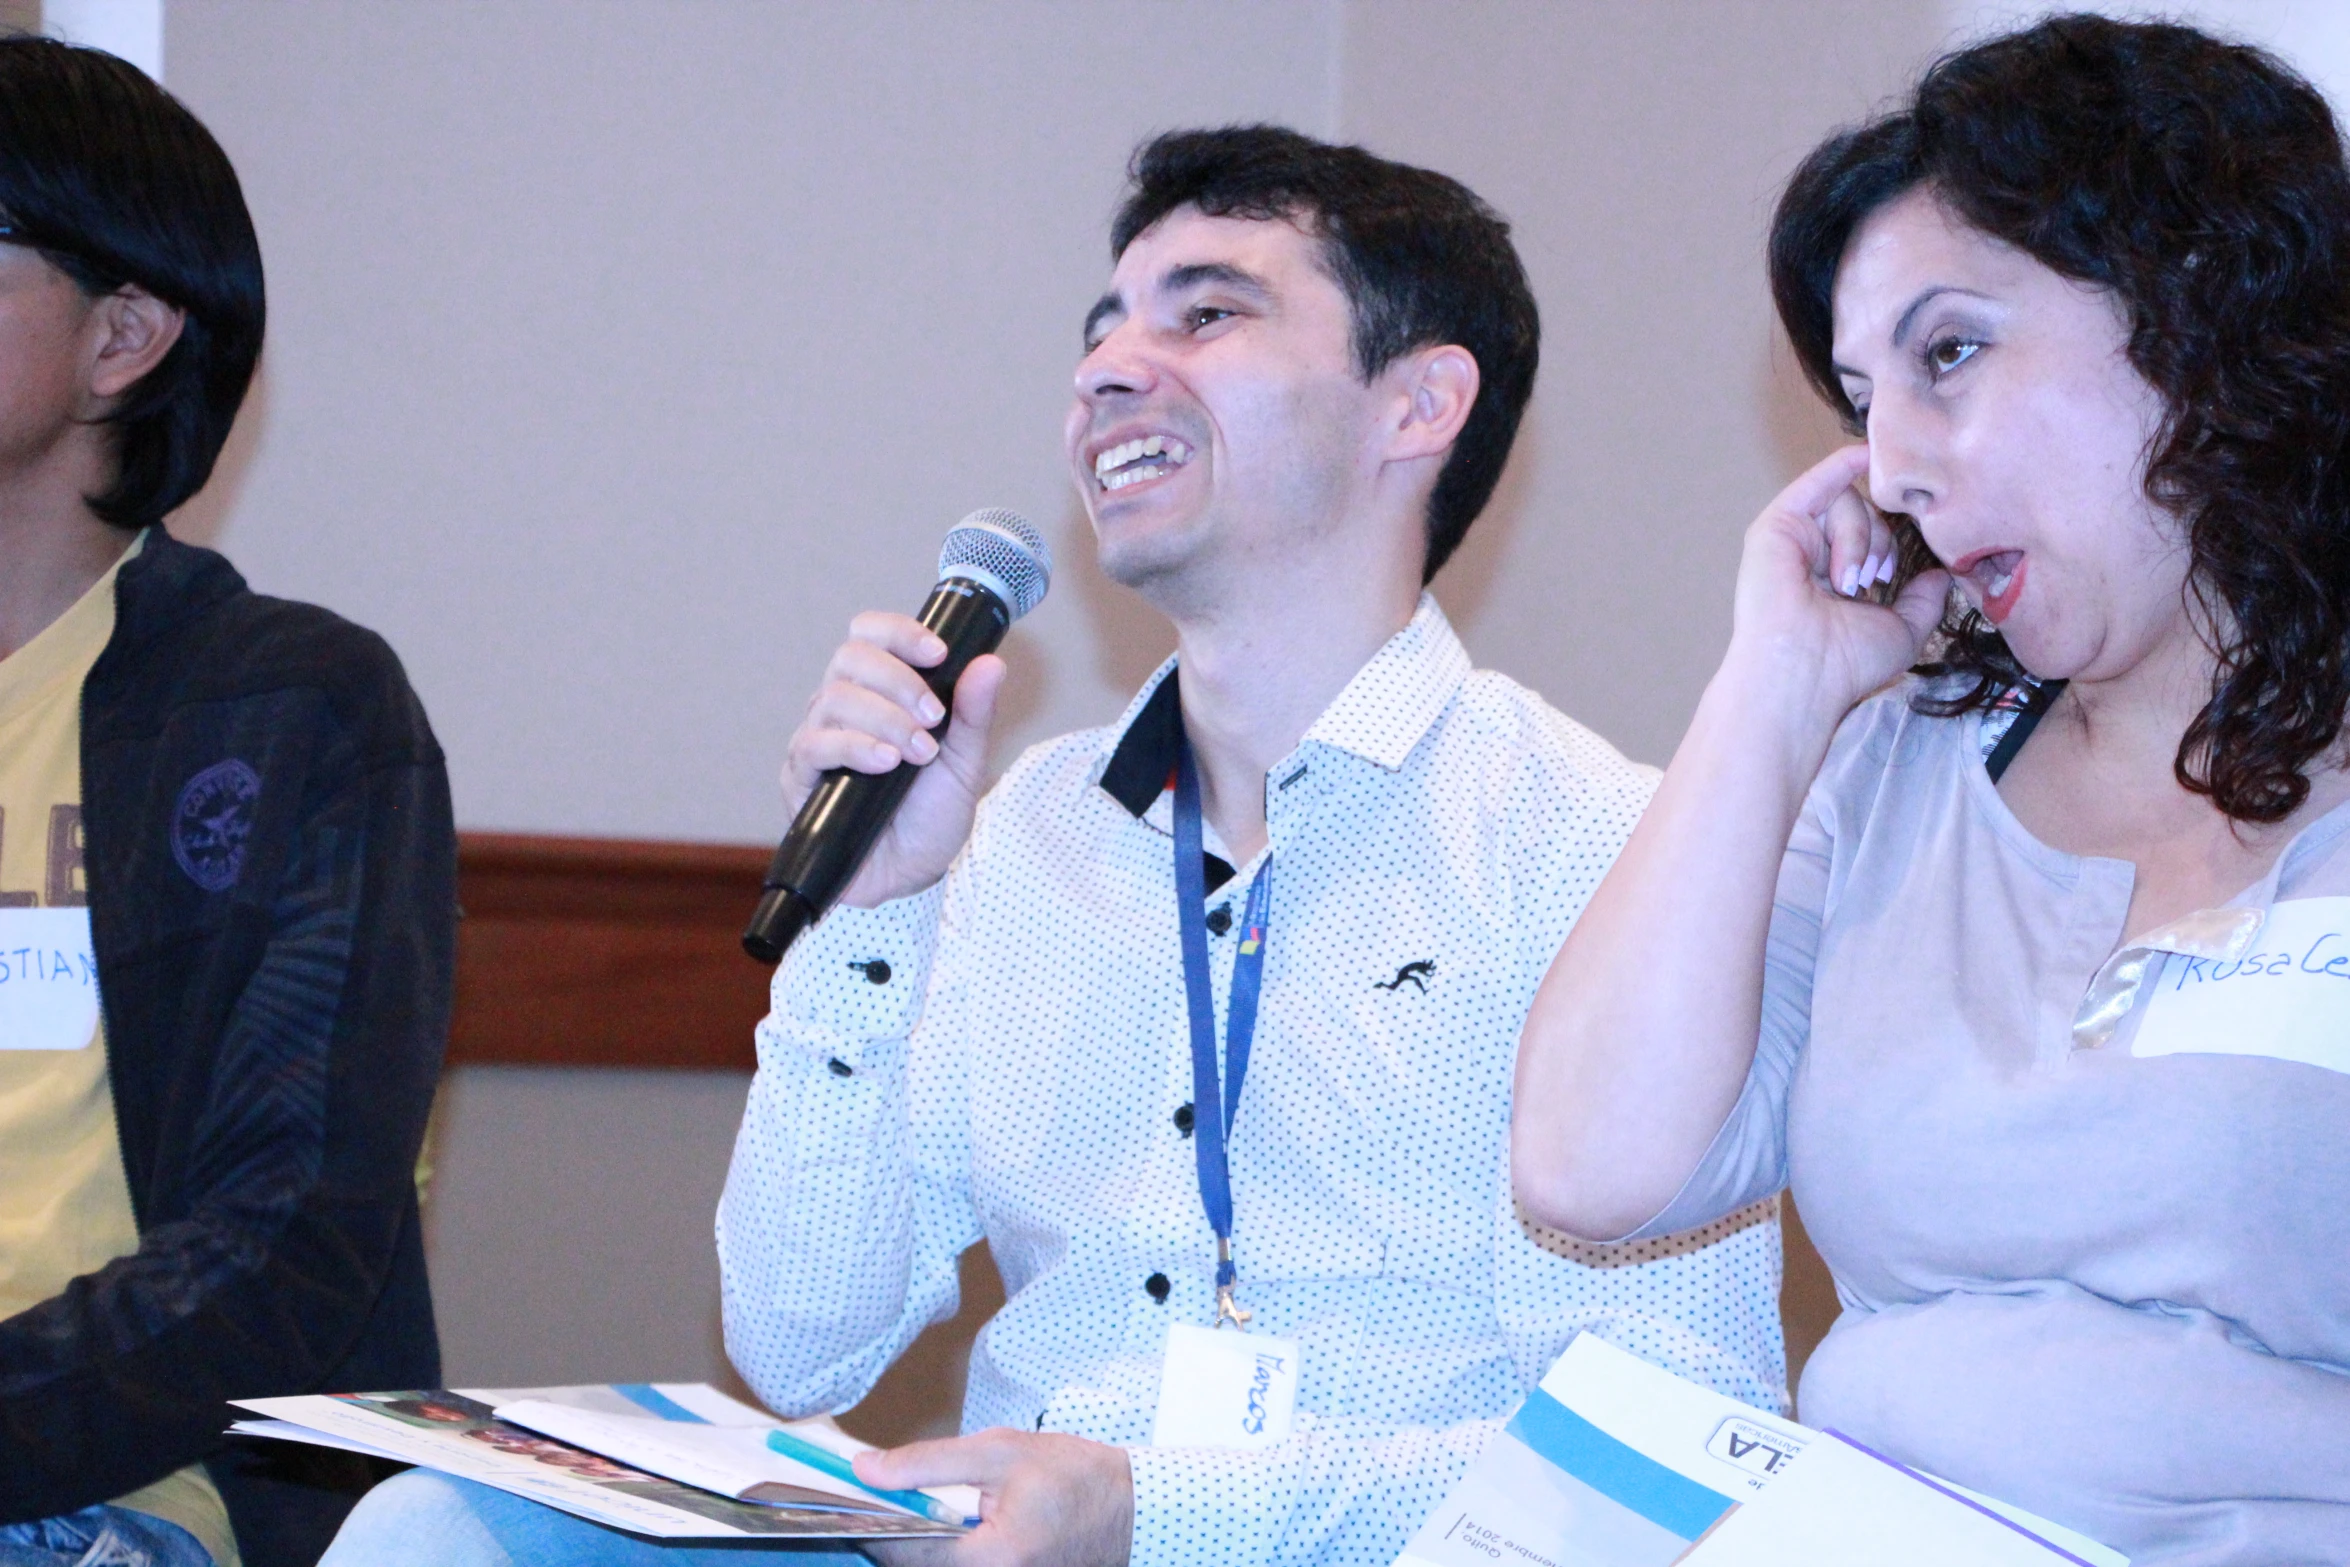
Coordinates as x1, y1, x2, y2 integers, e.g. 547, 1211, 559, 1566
764, 1427, 974, 1527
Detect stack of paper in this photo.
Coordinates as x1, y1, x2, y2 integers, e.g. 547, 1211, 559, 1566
231, 1382, 975, 1542
1393, 1336, 2123, 1567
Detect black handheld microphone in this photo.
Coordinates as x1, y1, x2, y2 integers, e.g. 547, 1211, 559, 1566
743, 509, 1052, 963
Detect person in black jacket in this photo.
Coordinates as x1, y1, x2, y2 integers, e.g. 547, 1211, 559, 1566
0, 38, 452, 1567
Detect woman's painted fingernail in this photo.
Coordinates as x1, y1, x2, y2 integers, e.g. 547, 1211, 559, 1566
920, 694, 946, 724
1859, 553, 1882, 588
1839, 562, 1861, 596
911, 731, 939, 762
1878, 552, 1897, 584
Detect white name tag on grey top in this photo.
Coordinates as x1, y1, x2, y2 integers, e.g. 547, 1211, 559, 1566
1150, 1322, 1299, 1450
0, 907, 99, 1051
2135, 896, 2350, 1077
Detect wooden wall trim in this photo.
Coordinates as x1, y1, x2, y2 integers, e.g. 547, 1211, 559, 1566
450, 831, 774, 1070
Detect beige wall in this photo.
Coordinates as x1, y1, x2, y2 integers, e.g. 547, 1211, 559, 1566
163, 0, 1957, 834
148, 9, 2350, 820
167, 0, 1339, 843
159, 2, 1970, 1412
1343, 0, 1938, 764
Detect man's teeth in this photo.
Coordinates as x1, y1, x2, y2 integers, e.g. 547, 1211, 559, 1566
1093, 434, 1193, 489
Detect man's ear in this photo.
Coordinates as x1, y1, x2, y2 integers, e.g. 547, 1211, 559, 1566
1385, 343, 1480, 464
85, 284, 185, 407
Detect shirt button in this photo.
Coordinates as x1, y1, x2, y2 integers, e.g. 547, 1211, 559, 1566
1205, 906, 1232, 936
827, 1058, 854, 1078
1173, 1103, 1195, 1136
850, 959, 892, 984
1144, 1272, 1171, 1303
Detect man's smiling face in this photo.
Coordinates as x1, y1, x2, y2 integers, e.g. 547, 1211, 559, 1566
1066, 206, 1376, 608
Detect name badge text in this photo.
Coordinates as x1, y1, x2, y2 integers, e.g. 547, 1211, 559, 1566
0, 907, 99, 1051
1151, 1320, 1301, 1451
2133, 896, 2350, 1077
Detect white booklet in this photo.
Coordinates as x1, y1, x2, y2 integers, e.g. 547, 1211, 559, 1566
1677, 1428, 2119, 1565
1393, 1336, 2125, 1567
231, 1382, 973, 1542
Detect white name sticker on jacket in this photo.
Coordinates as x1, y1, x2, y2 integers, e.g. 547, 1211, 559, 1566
1151, 1322, 1300, 1450
2134, 896, 2350, 1076
0, 907, 99, 1051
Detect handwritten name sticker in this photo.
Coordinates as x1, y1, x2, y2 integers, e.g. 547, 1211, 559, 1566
0, 907, 99, 1051
1151, 1321, 1300, 1450
2135, 895, 2350, 1077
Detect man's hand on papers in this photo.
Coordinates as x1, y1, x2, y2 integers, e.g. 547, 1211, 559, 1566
783, 610, 1008, 908
856, 1429, 1132, 1567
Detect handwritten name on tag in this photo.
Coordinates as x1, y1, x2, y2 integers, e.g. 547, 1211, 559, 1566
2134, 896, 2350, 1077
0, 907, 99, 1051
1150, 1322, 1300, 1451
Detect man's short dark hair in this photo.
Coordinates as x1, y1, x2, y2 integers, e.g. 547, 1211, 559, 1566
1113, 125, 1538, 582
0, 36, 263, 528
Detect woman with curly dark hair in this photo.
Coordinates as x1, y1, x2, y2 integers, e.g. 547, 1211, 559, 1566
1513, 15, 2348, 1562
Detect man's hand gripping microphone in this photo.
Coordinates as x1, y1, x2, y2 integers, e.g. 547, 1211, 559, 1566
743, 510, 1052, 963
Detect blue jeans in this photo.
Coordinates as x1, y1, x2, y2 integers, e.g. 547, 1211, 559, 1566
0, 1507, 212, 1567
319, 1471, 876, 1566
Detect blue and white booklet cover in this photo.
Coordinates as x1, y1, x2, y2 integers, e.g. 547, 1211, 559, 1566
1394, 1335, 2126, 1567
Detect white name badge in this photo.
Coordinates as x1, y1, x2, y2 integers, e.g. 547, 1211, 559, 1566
2134, 896, 2350, 1076
1150, 1322, 1300, 1450
0, 907, 99, 1052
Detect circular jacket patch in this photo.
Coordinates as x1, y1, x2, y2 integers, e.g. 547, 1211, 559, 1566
172, 759, 262, 892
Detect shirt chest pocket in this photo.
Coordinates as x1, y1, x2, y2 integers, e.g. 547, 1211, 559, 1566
1230, 943, 1513, 1292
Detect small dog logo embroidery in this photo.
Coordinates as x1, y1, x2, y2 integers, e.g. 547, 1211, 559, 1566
1375, 959, 1436, 994
172, 759, 261, 892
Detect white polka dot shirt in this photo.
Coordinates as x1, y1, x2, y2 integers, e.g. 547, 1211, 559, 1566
718, 596, 1784, 1567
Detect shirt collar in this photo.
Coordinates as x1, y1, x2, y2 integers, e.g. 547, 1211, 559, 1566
1096, 656, 1185, 817
0, 527, 146, 720
1091, 593, 1471, 819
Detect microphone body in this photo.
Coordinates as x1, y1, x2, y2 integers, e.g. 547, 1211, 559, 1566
744, 510, 1050, 964
743, 581, 1006, 962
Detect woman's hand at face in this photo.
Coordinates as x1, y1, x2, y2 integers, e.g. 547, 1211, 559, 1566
1728, 444, 1952, 726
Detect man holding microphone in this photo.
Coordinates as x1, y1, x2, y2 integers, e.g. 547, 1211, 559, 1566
335, 124, 1783, 1567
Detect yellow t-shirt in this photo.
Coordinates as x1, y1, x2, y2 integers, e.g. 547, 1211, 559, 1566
0, 532, 238, 1566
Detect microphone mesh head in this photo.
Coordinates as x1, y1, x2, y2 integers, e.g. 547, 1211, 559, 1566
939, 508, 1052, 620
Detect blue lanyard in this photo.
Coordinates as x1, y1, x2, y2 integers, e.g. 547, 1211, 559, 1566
1173, 736, 1272, 1331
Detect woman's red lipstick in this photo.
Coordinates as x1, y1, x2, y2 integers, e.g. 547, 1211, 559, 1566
1949, 547, 2027, 626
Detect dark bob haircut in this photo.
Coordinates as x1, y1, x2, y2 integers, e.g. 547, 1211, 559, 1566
0, 36, 264, 528
1113, 125, 1539, 583
1770, 15, 2350, 823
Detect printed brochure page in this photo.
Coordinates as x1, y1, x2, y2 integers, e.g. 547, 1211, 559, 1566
231, 1383, 962, 1542
1392, 1335, 2124, 1567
